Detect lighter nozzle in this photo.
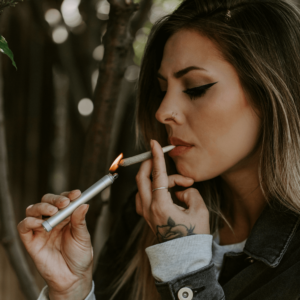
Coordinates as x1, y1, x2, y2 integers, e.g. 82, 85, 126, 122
112, 173, 119, 180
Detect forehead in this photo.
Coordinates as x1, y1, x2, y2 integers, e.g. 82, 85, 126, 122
158, 29, 224, 75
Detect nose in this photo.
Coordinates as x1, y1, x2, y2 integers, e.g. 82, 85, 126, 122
155, 93, 184, 125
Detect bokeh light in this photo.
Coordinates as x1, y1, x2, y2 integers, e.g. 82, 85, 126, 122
52, 26, 69, 44
96, 0, 110, 20
93, 45, 105, 61
61, 0, 82, 28
45, 9, 62, 26
92, 69, 99, 91
78, 98, 94, 116
124, 65, 140, 82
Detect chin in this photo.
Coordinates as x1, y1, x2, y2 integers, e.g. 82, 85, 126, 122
175, 160, 220, 182
175, 161, 198, 180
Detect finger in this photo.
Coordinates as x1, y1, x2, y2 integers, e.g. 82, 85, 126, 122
26, 203, 58, 218
151, 140, 169, 192
50, 216, 71, 234
168, 174, 194, 189
41, 193, 70, 209
135, 193, 143, 216
176, 188, 205, 210
17, 217, 44, 245
70, 204, 91, 245
60, 191, 70, 196
60, 190, 81, 201
136, 159, 153, 210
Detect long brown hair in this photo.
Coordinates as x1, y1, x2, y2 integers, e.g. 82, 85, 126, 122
111, 0, 300, 299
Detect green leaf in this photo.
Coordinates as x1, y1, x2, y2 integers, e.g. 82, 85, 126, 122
0, 35, 17, 69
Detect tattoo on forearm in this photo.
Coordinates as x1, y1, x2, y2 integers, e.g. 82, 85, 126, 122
156, 217, 195, 243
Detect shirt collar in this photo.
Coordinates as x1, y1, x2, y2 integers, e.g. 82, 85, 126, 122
243, 202, 300, 267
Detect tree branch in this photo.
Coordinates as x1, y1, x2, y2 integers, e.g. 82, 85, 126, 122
80, 0, 138, 237
130, 0, 153, 36
0, 57, 40, 300
91, 0, 152, 251
107, 0, 152, 166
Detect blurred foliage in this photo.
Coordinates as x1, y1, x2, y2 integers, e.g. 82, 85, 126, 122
0, 35, 16, 69
133, 0, 181, 65
0, 0, 23, 14
0, 0, 23, 68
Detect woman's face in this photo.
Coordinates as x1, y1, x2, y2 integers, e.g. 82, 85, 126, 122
156, 29, 261, 181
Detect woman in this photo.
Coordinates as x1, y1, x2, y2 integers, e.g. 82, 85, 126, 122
18, 0, 300, 299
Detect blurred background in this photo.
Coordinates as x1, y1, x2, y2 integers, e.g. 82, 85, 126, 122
0, 0, 181, 298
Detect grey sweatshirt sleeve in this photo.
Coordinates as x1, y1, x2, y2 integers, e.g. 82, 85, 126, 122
37, 281, 96, 300
145, 234, 213, 282
146, 234, 224, 300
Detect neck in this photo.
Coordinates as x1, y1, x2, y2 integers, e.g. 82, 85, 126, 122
218, 151, 267, 244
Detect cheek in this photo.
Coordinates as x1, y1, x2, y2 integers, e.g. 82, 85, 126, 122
184, 89, 261, 180
215, 91, 260, 152
191, 88, 253, 140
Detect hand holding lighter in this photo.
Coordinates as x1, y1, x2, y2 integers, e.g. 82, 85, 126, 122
42, 173, 118, 232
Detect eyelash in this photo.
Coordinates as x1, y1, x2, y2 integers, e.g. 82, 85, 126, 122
159, 82, 218, 101
184, 82, 218, 100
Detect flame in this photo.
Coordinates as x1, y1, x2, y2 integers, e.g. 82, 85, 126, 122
109, 153, 123, 172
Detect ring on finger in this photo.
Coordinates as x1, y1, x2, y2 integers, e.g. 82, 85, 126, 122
152, 187, 168, 192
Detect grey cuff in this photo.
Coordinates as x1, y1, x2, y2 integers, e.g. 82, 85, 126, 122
145, 234, 213, 282
37, 286, 50, 300
37, 281, 96, 300
85, 281, 96, 300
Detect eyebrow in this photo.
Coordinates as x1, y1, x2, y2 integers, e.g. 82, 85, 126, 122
157, 66, 208, 80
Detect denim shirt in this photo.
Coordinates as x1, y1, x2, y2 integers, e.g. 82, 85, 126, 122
94, 195, 300, 300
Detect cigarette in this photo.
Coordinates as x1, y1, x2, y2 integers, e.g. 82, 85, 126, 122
119, 145, 175, 167
42, 173, 118, 232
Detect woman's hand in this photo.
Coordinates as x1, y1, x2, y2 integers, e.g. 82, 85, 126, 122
17, 190, 93, 300
135, 140, 210, 243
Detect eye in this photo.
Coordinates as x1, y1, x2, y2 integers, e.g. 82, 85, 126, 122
183, 82, 218, 101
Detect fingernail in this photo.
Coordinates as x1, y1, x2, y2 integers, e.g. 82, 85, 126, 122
71, 190, 81, 199
26, 205, 33, 210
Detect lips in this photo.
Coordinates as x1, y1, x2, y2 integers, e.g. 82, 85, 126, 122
169, 137, 194, 147
168, 137, 194, 157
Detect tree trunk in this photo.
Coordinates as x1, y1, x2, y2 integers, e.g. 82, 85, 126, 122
80, 0, 138, 238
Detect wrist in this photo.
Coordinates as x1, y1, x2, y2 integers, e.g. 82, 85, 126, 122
49, 277, 93, 300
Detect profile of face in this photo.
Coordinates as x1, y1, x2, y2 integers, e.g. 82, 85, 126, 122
155, 29, 262, 181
